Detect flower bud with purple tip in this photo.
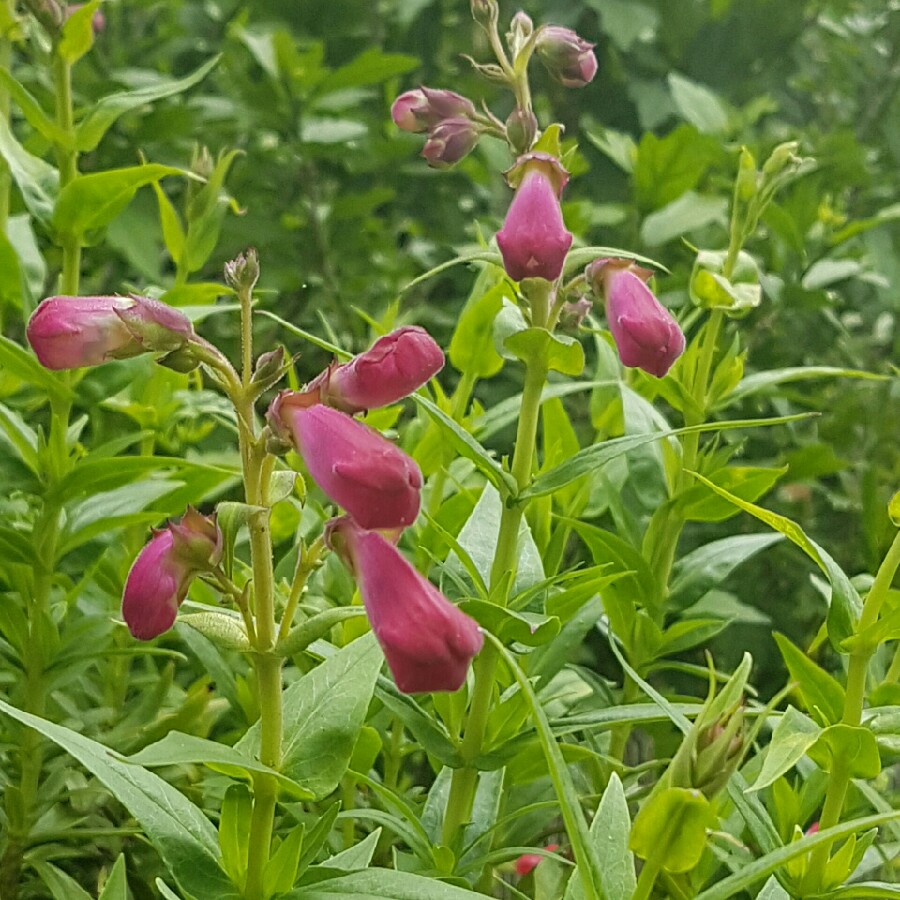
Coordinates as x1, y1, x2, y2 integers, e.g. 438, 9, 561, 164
391, 88, 477, 134
535, 26, 598, 88
422, 117, 481, 169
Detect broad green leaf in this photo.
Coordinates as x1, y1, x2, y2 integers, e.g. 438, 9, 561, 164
319, 48, 419, 92
808, 724, 881, 778
774, 633, 845, 725
0, 228, 24, 309
322, 828, 381, 872
633, 124, 721, 209
504, 327, 585, 376
757, 876, 791, 900
0, 400, 39, 473
668, 72, 729, 133
526, 413, 811, 500
656, 618, 727, 656
690, 249, 761, 314
52, 164, 186, 241
692, 473, 862, 649
694, 812, 900, 900
414, 395, 517, 497
0, 336, 72, 401
641, 191, 729, 246
889, 491, 900, 527
238, 634, 382, 799
286, 868, 489, 898
565, 772, 636, 899
630, 787, 716, 872
129, 731, 314, 799
445, 484, 544, 597
0, 68, 71, 146
75, 57, 220, 152
0, 117, 59, 224
58, 0, 100, 63
97, 855, 129, 900
449, 282, 507, 378
814, 884, 900, 898
751, 706, 821, 791
669, 533, 783, 610
0, 698, 239, 899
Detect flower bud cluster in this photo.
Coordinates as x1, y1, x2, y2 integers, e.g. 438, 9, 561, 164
392, 88, 482, 169
267, 329, 483, 694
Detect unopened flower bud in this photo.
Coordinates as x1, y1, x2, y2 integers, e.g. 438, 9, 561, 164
252, 347, 288, 390
224, 248, 260, 295
326, 516, 483, 693
391, 88, 476, 134
587, 259, 685, 377
470, 0, 498, 28
27, 295, 194, 370
559, 296, 593, 330
497, 153, 573, 283
506, 11, 534, 58
422, 118, 481, 169
299, 327, 444, 414
515, 844, 559, 877
505, 108, 538, 155
122, 508, 222, 641
535, 25, 598, 88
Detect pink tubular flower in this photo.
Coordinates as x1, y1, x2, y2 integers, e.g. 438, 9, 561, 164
269, 403, 422, 530
535, 26, 598, 87
515, 844, 560, 877
295, 326, 444, 414
27, 295, 194, 370
587, 259, 685, 377
326, 516, 483, 693
496, 153, 573, 282
391, 87, 477, 133
422, 117, 481, 168
122, 509, 222, 641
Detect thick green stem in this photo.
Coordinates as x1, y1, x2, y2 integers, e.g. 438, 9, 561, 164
805, 529, 900, 886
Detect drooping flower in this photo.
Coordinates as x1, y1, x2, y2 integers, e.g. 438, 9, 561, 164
122, 509, 222, 641
535, 26, 598, 88
27, 295, 194, 370
587, 259, 685, 377
326, 516, 483, 693
268, 403, 422, 530
391, 87, 477, 134
496, 153, 573, 283
287, 327, 444, 415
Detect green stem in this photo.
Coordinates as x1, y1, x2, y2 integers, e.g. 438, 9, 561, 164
233, 277, 284, 899
442, 345, 548, 848
805, 529, 900, 887
633, 854, 663, 900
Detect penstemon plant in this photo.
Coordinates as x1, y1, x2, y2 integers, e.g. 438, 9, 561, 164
0, 1, 898, 899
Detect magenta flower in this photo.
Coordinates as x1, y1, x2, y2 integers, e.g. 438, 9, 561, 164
496, 153, 573, 282
295, 326, 444, 414
326, 516, 483, 693
122, 509, 222, 641
27, 295, 194, 370
269, 403, 422, 530
588, 259, 685, 377
535, 26, 598, 88
515, 844, 560, 877
391, 87, 476, 133
421, 117, 481, 168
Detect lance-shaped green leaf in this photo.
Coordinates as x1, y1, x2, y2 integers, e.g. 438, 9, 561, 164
0, 116, 59, 224
773, 632, 845, 725
98, 855, 129, 900
690, 472, 862, 649
58, 0, 101, 63
750, 706, 821, 791
53, 164, 188, 242
414, 395, 517, 497
449, 281, 507, 378
0, 68, 72, 147
0, 697, 240, 899
76, 56, 221, 152
563, 245, 667, 274
524, 413, 812, 500
725, 365, 887, 407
